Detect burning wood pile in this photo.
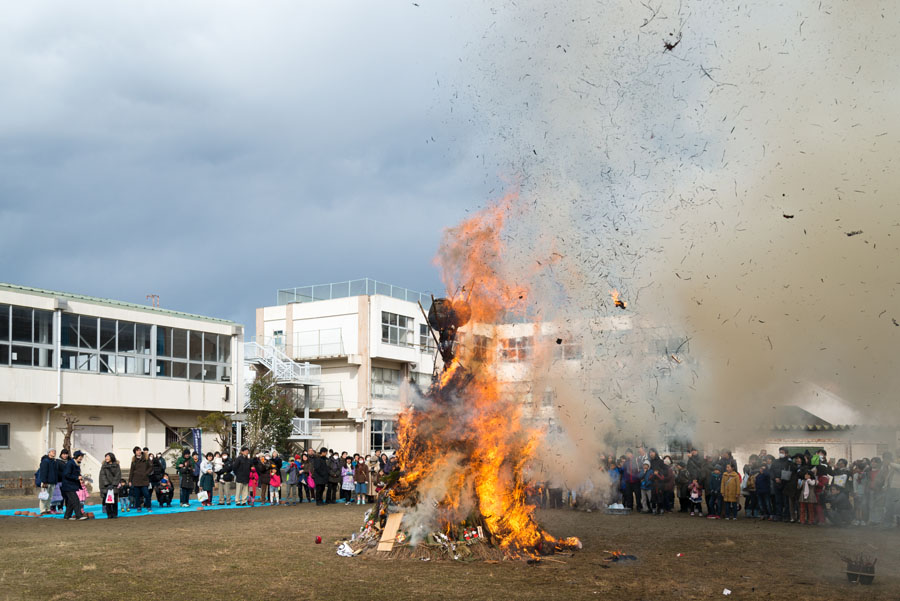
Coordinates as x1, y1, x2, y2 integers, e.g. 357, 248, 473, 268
339, 201, 581, 561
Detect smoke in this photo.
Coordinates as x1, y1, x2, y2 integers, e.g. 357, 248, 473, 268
441, 0, 900, 481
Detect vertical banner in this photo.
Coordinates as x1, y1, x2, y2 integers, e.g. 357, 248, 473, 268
191, 428, 202, 456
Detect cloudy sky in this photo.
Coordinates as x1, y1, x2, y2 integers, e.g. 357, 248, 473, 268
0, 2, 496, 328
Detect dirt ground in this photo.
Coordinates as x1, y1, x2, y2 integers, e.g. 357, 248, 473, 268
0, 496, 897, 601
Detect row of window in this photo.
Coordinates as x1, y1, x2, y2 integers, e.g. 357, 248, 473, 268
380, 311, 437, 353
0, 305, 232, 382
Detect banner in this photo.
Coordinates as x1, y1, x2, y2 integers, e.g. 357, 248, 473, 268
191, 428, 202, 456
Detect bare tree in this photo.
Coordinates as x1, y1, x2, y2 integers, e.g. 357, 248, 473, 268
56, 412, 80, 452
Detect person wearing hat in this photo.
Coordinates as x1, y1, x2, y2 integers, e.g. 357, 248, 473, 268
37, 448, 60, 515
639, 460, 653, 513
61, 451, 88, 520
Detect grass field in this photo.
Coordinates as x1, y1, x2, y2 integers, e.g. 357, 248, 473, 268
0, 496, 897, 601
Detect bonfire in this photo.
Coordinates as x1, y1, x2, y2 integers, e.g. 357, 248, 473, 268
338, 198, 581, 561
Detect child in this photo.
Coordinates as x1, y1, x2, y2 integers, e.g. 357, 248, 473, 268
639, 460, 653, 513
268, 467, 282, 505
688, 478, 703, 515
286, 458, 300, 505
156, 476, 173, 507
199, 452, 215, 506
706, 465, 723, 519
117, 479, 131, 513
852, 460, 869, 526
721, 463, 741, 520
341, 457, 355, 504
798, 471, 817, 524
814, 465, 829, 525
755, 464, 771, 519
248, 466, 259, 507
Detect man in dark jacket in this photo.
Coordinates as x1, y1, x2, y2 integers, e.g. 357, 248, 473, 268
128, 446, 153, 512
61, 451, 88, 520
771, 447, 797, 522
326, 452, 341, 503
232, 447, 252, 505
622, 449, 642, 511
313, 447, 330, 506
38, 449, 60, 515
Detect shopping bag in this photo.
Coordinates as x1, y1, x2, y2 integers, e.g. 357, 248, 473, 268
38, 489, 50, 501
197, 491, 209, 503
105, 489, 115, 504
307, 475, 315, 489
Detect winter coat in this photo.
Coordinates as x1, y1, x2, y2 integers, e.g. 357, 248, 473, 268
313, 455, 330, 485
129, 455, 152, 487
662, 465, 676, 492
254, 458, 270, 486
38, 455, 60, 486
688, 481, 703, 501
721, 471, 741, 503
157, 479, 173, 497
707, 471, 722, 495
624, 458, 642, 484
149, 458, 164, 484
99, 462, 122, 494
354, 462, 369, 484
287, 462, 300, 486
367, 458, 379, 492
269, 473, 282, 488
60, 459, 82, 493
799, 478, 817, 503
640, 469, 653, 491
755, 469, 771, 495
341, 466, 354, 490
771, 456, 797, 492
674, 467, 691, 498
328, 457, 341, 484
199, 472, 215, 492
179, 459, 197, 490
686, 455, 704, 481
220, 457, 234, 482
249, 469, 259, 489
232, 454, 252, 484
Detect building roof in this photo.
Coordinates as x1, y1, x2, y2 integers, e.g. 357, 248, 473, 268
0, 282, 240, 327
768, 405, 853, 432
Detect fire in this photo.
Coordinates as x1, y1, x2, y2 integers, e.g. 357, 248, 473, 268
389, 192, 580, 557
610, 289, 627, 309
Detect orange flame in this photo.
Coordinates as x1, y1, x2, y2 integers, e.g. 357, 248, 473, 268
610, 289, 627, 309
392, 192, 579, 556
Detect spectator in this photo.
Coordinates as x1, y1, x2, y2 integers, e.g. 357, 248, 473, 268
199, 452, 215, 506
268, 466, 282, 505
313, 447, 330, 506
37, 448, 60, 516
354, 456, 369, 505
99, 452, 122, 519
798, 471, 817, 525
255, 453, 271, 504
286, 456, 301, 505
771, 447, 796, 522
755, 463, 772, 519
157, 475, 174, 507
639, 460, 653, 513
327, 452, 341, 504
218, 452, 234, 506
688, 478, 703, 515
232, 447, 252, 506
706, 464, 723, 519
149, 453, 164, 494
61, 450, 88, 520
128, 446, 153, 513
623, 449, 642, 512
178, 450, 196, 508
341, 456, 354, 504
674, 461, 690, 513
248, 466, 259, 507
117, 479, 130, 514
721, 463, 741, 520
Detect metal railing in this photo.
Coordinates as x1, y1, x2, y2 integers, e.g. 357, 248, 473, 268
294, 329, 345, 359
290, 418, 322, 438
277, 278, 434, 309
309, 382, 345, 411
243, 341, 321, 385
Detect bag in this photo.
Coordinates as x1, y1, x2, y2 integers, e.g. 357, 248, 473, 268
105, 489, 115, 504
780, 470, 792, 481
197, 491, 209, 503
307, 475, 315, 489
34, 469, 41, 487
38, 489, 50, 501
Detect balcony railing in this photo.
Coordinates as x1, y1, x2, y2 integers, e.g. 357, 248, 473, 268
294, 329, 345, 359
290, 417, 322, 439
243, 341, 321, 385
277, 278, 433, 309
309, 381, 345, 412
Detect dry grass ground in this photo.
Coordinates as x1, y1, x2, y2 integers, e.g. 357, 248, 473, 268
0, 498, 897, 601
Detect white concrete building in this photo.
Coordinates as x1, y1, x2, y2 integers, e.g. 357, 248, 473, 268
0, 283, 243, 480
255, 279, 440, 454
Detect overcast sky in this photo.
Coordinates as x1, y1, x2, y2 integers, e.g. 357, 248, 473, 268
0, 2, 495, 329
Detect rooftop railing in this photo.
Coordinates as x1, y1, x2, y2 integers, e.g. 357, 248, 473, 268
277, 278, 434, 309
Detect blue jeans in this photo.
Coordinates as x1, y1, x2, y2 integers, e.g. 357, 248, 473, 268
708, 493, 721, 516
757, 493, 771, 516
725, 501, 738, 519
131, 485, 151, 510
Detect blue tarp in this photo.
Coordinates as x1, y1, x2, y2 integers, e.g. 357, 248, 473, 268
0, 497, 337, 519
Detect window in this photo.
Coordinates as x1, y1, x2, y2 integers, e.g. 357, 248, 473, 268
372, 367, 400, 399
501, 336, 531, 362
189, 331, 202, 361
0, 305, 8, 341
1, 306, 54, 368
410, 371, 432, 388
370, 419, 395, 451
473, 334, 491, 361
11, 307, 32, 342
0, 423, 8, 448
156, 326, 170, 357
381, 312, 414, 347
172, 328, 188, 359
553, 339, 583, 361
419, 324, 436, 353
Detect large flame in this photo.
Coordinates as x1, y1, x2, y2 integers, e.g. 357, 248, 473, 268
391, 192, 579, 556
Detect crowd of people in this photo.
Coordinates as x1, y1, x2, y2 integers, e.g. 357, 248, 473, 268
35, 445, 396, 520
596, 445, 900, 527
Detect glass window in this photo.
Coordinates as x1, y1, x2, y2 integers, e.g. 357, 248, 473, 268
203, 332, 217, 362
136, 324, 151, 355
62, 314, 78, 347
34, 347, 53, 368
11, 346, 32, 366
0, 305, 8, 341
156, 360, 171, 377
370, 419, 396, 451
0, 424, 9, 449
381, 312, 413, 347
117, 322, 135, 353
77, 353, 97, 371
157, 326, 170, 357
219, 365, 232, 382
61, 350, 77, 370
79, 316, 98, 349
372, 367, 400, 399
0, 344, 8, 365
501, 337, 531, 362
172, 361, 187, 379
189, 331, 202, 361
99, 319, 116, 352
100, 354, 116, 374
204, 364, 219, 382
189, 362, 203, 380
172, 328, 188, 359
34, 310, 53, 345
419, 324, 436, 352
218, 335, 231, 363
11, 307, 32, 342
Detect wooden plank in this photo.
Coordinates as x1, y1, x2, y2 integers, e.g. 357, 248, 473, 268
377, 512, 405, 552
